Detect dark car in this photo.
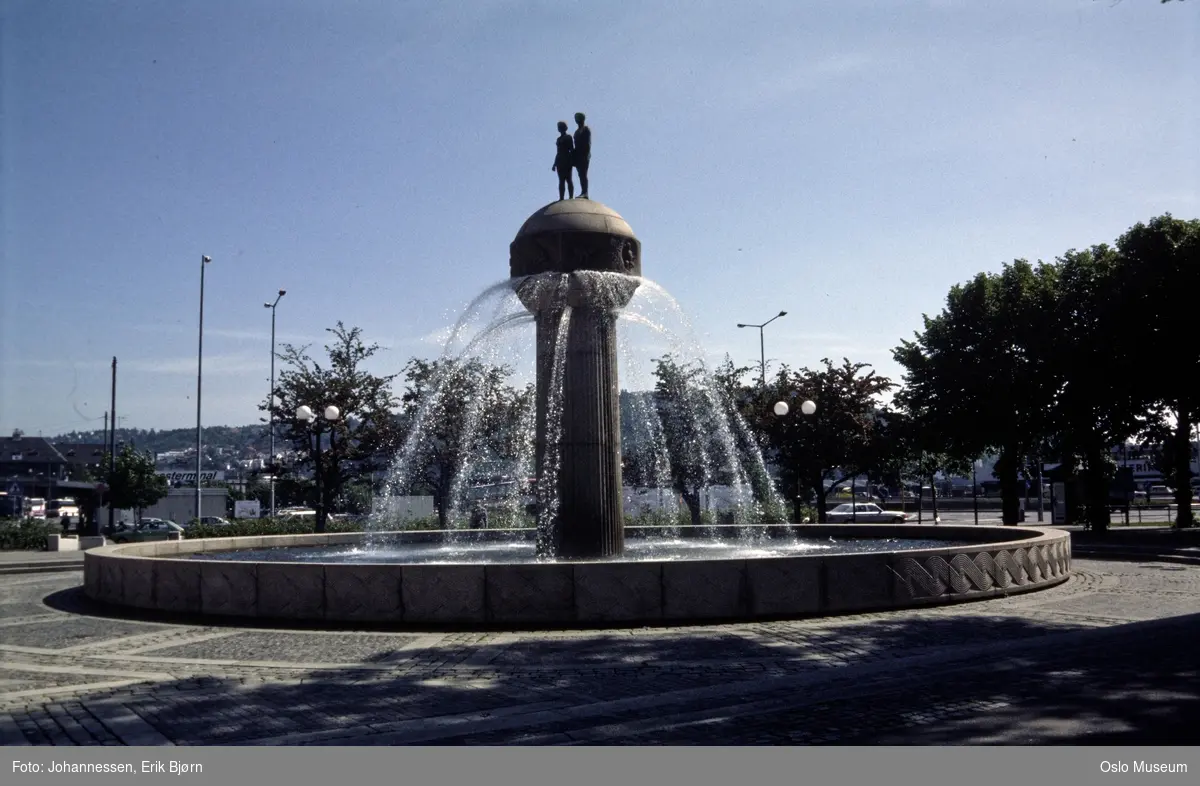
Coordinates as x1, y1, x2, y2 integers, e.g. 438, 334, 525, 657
110, 519, 184, 543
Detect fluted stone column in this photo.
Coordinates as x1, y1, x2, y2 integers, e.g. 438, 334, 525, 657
510, 200, 642, 559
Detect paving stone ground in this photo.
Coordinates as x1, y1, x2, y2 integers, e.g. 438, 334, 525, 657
1, 553, 1198, 745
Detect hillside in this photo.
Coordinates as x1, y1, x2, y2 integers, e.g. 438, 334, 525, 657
55, 425, 270, 461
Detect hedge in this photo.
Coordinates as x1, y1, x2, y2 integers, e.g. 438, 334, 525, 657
0, 518, 56, 551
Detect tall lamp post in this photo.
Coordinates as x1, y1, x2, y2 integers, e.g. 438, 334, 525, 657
264, 290, 286, 518
296, 404, 340, 533
738, 311, 787, 386
196, 254, 211, 523
972, 458, 982, 525
773, 397, 817, 521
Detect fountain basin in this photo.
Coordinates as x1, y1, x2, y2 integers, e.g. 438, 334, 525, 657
83, 525, 1070, 626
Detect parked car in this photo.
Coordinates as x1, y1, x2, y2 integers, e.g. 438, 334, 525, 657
110, 518, 184, 543
825, 503, 910, 523
1147, 485, 1174, 498
197, 516, 231, 527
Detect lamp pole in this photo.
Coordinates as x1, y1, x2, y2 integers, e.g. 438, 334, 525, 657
737, 310, 787, 386
196, 255, 211, 523
106, 357, 117, 537
265, 290, 286, 518
297, 404, 340, 533
773, 397, 817, 522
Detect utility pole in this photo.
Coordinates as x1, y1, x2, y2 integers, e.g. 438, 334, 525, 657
265, 290, 286, 518
106, 357, 117, 537
196, 255, 211, 523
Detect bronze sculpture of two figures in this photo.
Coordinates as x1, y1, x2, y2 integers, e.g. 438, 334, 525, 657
552, 112, 591, 201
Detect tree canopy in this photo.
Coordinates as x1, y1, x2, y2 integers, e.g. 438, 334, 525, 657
387, 356, 531, 528
105, 444, 169, 520
265, 322, 401, 531
736, 358, 895, 522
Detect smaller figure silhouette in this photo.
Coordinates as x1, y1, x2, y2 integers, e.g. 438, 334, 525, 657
573, 112, 591, 198
551, 121, 575, 200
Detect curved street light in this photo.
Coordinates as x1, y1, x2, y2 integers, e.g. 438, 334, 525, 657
737, 310, 787, 386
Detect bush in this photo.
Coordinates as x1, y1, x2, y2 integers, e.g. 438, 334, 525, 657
0, 518, 56, 551
794, 504, 817, 524
624, 508, 690, 528
183, 517, 365, 540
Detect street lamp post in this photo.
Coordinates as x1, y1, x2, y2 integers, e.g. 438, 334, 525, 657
773, 397, 817, 521
296, 404, 340, 533
972, 458, 982, 525
264, 290, 286, 519
196, 255, 211, 523
737, 311, 787, 386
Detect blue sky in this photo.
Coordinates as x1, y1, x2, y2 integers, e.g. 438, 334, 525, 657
1, 0, 1196, 435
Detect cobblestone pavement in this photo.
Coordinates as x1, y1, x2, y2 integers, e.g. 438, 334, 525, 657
1, 556, 1198, 745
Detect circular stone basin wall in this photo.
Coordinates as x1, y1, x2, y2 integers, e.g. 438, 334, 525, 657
83, 525, 1070, 626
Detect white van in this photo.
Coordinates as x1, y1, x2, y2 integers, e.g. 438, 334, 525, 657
46, 498, 80, 521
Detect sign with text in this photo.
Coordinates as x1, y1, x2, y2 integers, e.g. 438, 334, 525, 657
157, 471, 225, 484
233, 499, 261, 519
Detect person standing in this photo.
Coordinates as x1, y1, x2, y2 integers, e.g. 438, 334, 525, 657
572, 112, 591, 198
552, 120, 575, 200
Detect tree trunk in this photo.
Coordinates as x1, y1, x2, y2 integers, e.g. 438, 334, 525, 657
1058, 452, 1081, 525
682, 490, 703, 527
1081, 445, 1112, 533
929, 475, 939, 522
1171, 415, 1195, 528
435, 491, 450, 529
815, 481, 829, 523
792, 494, 807, 523
995, 450, 1021, 525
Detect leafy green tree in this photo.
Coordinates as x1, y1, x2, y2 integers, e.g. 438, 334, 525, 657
1114, 215, 1200, 526
1044, 245, 1148, 530
632, 356, 734, 525
623, 355, 786, 525
740, 359, 895, 522
894, 260, 1059, 524
265, 322, 402, 532
389, 357, 531, 528
105, 445, 169, 522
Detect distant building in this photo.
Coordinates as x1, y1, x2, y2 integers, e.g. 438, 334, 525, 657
0, 429, 103, 500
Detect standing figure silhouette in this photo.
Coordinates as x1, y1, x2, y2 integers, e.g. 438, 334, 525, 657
552, 121, 575, 200
573, 112, 591, 198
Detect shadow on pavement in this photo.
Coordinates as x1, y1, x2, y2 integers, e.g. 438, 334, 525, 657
18, 583, 1200, 745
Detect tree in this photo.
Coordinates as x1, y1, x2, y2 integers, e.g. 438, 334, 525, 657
629, 356, 733, 525
1045, 245, 1146, 531
105, 445, 169, 522
389, 357, 531, 528
623, 355, 786, 525
1114, 215, 1200, 527
894, 260, 1060, 524
740, 358, 895, 523
265, 322, 402, 532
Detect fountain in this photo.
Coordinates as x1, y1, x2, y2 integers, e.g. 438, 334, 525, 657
509, 199, 642, 559
82, 200, 1071, 626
